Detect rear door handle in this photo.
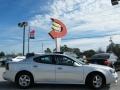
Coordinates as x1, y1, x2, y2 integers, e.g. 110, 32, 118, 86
57, 67, 62, 70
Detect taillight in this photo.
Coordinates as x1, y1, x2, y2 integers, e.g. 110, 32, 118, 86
6, 63, 9, 70
104, 60, 111, 66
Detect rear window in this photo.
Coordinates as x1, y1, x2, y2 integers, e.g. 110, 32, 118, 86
92, 54, 110, 59
33, 55, 53, 64
90, 59, 105, 64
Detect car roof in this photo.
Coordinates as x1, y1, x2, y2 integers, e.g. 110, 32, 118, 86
93, 53, 110, 56
26, 53, 67, 58
35, 53, 66, 57
91, 53, 110, 59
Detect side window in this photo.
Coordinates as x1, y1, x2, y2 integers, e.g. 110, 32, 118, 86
34, 55, 52, 64
56, 56, 74, 66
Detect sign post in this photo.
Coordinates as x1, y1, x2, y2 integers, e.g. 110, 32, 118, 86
28, 27, 35, 53
49, 18, 67, 52
55, 38, 61, 52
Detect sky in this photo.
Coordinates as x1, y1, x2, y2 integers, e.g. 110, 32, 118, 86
0, 0, 120, 54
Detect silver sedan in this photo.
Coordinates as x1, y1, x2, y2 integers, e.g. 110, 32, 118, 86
3, 54, 118, 89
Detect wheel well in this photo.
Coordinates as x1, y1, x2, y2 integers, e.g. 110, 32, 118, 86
85, 71, 106, 85
15, 70, 34, 82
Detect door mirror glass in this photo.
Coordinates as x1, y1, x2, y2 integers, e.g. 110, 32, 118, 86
74, 62, 81, 67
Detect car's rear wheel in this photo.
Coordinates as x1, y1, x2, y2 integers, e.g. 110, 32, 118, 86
15, 72, 33, 89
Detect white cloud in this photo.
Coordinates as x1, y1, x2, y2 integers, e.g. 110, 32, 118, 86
30, 0, 120, 32
29, 0, 120, 51
62, 35, 120, 51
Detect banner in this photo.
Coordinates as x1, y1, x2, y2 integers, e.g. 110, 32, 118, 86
29, 30, 35, 39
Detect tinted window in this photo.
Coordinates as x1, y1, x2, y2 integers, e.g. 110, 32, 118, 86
92, 54, 109, 59
90, 59, 105, 65
34, 55, 53, 64
55, 55, 74, 66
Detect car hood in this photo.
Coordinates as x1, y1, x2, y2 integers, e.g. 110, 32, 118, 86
86, 64, 112, 70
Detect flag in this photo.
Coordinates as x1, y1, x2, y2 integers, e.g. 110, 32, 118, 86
29, 30, 35, 39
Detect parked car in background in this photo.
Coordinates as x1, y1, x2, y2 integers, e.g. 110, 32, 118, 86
0, 56, 25, 67
12, 56, 25, 62
3, 53, 118, 89
89, 53, 117, 68
114, 61, 120, 71
0, 61, 2, 66
0, 59, 12, 67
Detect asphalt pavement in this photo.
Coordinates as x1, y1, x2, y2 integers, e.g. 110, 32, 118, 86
0, 67, 120, 90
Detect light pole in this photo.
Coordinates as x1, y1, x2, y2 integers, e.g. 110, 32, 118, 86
18, 22, 28, 56
28, 27, 30, 53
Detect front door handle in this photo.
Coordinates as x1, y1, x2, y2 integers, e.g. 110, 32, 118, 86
57, 67, 62, 70
33, 65, 38, 68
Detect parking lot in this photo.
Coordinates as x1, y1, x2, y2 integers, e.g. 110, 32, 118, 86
0, 67, 120, 90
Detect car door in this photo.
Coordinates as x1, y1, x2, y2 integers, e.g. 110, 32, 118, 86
55, 55, 84, 84
32, 55, 55, 83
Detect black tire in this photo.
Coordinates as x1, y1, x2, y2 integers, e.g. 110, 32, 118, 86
86, 73, 105, 89
15, 72, 33, 89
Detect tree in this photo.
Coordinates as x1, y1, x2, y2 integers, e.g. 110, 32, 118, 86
53, 45, 82, 58
107, 44, 120, 59
16, 53, 23, 56
44, 48, 52, 53
107, 42, 114, 53
60, 45, 73, 52
72, 48, 82, 58
0, 51, 5, 58
83, 50, 96, 59
53, 45, 73, 52
97, 48, 105, 53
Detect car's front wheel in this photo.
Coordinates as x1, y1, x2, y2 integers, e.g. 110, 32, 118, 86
92, 74, 103, 88
86, 73, 105, 89
15, 72, 33, 89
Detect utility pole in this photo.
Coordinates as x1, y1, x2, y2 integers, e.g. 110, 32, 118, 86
42, 43, 44, 53
109, 36, 114, 52
109, 37, 113, 44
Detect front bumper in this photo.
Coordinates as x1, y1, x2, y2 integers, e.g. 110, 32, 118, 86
109, 72, 118, 84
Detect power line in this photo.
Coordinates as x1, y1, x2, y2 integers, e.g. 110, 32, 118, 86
1, 32, 120, 44
1, 33, 120, 48
33, 33, 120, 42
63, 0, 120, 19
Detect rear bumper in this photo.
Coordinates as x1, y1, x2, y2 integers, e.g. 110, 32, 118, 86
3, 70, 15, 82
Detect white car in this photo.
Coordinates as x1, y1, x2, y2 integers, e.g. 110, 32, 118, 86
3, 54, 118, 89
12, 56, 26, 62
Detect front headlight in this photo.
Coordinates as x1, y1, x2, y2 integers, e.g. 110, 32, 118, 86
109, 69, 115, 73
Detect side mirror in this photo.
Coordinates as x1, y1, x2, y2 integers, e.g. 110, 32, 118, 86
74, 62, 81, 67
